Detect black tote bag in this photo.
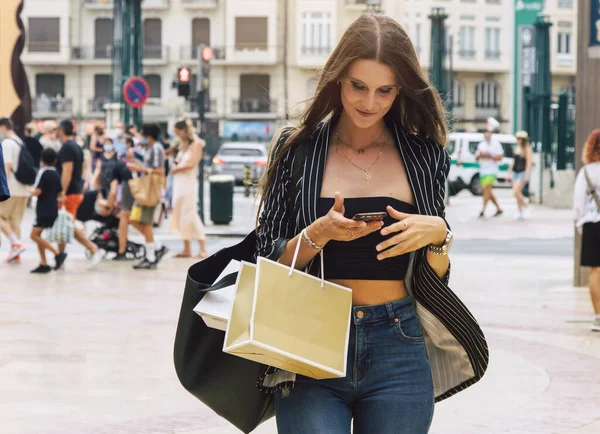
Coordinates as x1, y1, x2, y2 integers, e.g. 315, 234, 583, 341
173, 231, 274, 433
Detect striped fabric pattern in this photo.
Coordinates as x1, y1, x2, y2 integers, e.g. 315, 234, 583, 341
46, 209, 74, 244
256, 118, 489, 402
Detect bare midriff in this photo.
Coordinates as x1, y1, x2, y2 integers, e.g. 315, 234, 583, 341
329, 279, 408, 306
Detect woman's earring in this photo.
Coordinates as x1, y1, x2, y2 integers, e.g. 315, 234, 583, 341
336, 80, 341, 86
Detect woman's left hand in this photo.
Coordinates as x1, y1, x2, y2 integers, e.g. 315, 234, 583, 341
375, 206, 447, 260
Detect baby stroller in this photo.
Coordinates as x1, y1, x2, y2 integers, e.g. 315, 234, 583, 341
77, 190, 146, 260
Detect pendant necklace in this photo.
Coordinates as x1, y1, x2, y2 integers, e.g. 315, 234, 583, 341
337, 137, 386, 181
335, 129, 385, 155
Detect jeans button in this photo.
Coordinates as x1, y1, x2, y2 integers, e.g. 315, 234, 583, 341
394, 318, 399, 323
357, 311, 364, 319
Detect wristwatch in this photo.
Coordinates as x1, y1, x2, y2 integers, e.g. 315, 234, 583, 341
428, 229, 453, 255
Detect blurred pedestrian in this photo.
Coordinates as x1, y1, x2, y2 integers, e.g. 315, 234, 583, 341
56, 120, 103, 267
0, 117, 29, 262
125, 123, 168, 269
574, 129, 600, 332
93, 137, 118, 196
29, 148, 67, 273
476, 130, 504, 218
23, 123, 43, 171
508, 131, 534, 220
89, 124, 105, 171
106, 149, 136, 261
39, 120, 61, 152
171, 118, 208, 259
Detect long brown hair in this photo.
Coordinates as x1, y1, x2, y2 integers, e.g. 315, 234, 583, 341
258, 13, 447, 214
583, 129, 600, 164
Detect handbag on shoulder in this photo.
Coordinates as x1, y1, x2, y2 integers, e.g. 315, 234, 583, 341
173, 232, 274, 434
128, 172, 163, 207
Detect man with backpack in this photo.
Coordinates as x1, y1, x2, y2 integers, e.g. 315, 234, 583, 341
0, 117, 38, 262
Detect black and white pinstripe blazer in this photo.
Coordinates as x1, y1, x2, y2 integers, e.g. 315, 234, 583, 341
256, 117, 489, 402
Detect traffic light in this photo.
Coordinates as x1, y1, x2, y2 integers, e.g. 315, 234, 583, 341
177, 67, 191, 98
199, 45, 212, 92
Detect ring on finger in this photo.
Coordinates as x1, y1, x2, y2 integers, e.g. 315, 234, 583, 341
346, 229, 355, 239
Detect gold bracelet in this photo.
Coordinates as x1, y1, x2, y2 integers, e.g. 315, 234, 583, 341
301, 230, 324, 251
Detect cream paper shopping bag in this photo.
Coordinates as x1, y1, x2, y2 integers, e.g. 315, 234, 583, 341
223, 231, 353, 379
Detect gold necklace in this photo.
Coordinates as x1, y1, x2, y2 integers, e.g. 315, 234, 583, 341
337, 137, 386, 181
336, 129, 385, 154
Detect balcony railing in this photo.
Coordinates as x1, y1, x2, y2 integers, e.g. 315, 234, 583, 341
84, 0, 170, 7
485, 51, 501, 60
181, 0, 218, 7
301, 46, 332, 56
345, 0, 370, 5
234, 43, 269, 52
458, 50, 476, 60
71, 45, 112, 60
33, 97, 73, 115
143, 45, 169, 61
88, 97, 110, 113
475, 106, 500, 120
180, 45, 226, 60
27, 41, 60, 53
232, 98, 277, 114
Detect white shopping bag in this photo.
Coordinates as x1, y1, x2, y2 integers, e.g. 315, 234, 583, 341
194, 260, 240, 331
223, 230, 353, 380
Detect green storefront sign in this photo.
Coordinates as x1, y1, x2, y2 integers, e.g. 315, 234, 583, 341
513, 0, 544, 133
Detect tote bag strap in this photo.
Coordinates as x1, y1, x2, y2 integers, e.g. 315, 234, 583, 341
197, 272, 238, 293
584, 167, 600, 209
288, 228, 325, 288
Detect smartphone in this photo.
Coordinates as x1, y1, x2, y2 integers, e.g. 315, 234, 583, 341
351, 212, 388, 222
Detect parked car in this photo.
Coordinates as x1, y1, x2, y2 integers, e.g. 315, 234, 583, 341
210, 142, 268, 185
447, 132, 517, 196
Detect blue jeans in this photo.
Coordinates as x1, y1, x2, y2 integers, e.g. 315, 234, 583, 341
275, 296, 434, 434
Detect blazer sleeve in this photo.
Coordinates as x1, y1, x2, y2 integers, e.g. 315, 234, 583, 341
415, 146, 452, 286
255, 130, 295, 261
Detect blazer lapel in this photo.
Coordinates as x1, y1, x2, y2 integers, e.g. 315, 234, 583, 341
392, 121, 432, 217
299, 118, 331, 229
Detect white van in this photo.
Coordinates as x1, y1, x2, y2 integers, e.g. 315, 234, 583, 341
447, 132, 517, 196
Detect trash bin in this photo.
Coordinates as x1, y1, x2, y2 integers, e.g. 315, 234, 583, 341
209, 174, 234, 225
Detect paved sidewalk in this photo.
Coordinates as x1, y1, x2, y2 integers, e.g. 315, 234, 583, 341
3, 189, 596, 433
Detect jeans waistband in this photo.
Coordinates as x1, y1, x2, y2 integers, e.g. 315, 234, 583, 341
352, 296, 416, 325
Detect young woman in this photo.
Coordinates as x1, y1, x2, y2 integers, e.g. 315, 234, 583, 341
574, 129, 600, 332
508, 130, 533, 219
170, 118, 208, 259
256, 14, 488, 434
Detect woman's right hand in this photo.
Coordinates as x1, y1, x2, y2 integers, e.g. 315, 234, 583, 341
309, 191, 384, 245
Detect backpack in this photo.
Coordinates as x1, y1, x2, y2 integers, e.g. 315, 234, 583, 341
9, 137, 37, 186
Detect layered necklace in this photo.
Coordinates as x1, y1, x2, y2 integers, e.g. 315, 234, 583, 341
335, 130, 387, 181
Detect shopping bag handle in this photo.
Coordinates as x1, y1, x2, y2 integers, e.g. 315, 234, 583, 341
197, 272, 238, 293
289, 228, 325, 288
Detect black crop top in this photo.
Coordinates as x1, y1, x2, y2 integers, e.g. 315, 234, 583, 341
318, 197, 416, 281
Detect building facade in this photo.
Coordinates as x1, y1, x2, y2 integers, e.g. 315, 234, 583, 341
20, 0, 577, 137
544, 0, 577, 96
22, 0, 284, 136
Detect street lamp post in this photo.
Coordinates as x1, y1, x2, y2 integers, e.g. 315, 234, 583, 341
532, 14, 552, 202
429, 8, 448, 103
110, 0, 144, 129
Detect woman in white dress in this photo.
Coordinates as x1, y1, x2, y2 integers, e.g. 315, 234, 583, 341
170, 118, 208, 259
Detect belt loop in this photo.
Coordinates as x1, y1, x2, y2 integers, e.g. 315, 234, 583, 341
384, 303, 396, 323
